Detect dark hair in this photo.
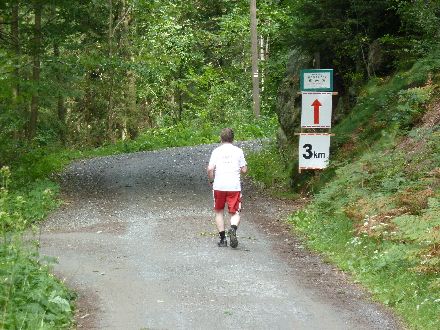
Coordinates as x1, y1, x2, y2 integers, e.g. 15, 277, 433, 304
220, 128, 234, 143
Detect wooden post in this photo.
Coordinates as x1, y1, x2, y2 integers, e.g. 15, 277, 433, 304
107, 0, 115, 141
250, 0, 260, 118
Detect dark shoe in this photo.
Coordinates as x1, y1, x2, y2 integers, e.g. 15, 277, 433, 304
228, 228, 238, 248
217, 239, 228, 247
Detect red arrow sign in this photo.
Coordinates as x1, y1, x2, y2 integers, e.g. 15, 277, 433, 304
311, 99, 322, 124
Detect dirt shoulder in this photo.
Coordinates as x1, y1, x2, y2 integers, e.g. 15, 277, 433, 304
245, 186, 404, 328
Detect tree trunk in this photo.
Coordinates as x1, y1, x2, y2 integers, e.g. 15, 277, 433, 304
260, 36, 265, 92
11, 2, 24, 140
127, 63, 137, 138
313, 51, 321, 69
121, 0, 138, 139
11, 1, 20, 102
107, 0, 115, 141
177, 64, 183, 121
28, 1, 42, 140
54, 43, 66, 144
250, 0, 260, 118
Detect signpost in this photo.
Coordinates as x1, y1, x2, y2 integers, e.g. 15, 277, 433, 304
298, 134, 331, 170
297, 69, 335, 172
301, 92, 333, 128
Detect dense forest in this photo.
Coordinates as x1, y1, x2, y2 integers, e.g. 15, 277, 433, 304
0, 0, 283, 155
1, 0, 439, 329
1, 0, 435, 150
0, 1, 438, 154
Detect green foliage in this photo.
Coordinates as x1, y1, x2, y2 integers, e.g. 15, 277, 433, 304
393, 86, 434, 127
0, 238, 75, 329
0, 167, 74, 329
391, 0, 440, 66
0, 0, 295, 150
76, 116, 278, 156
392, 198, 440, 273
0, 167, 58, 233
247, 45, 440, 328
270, 0, 440, 102
183, 65, 251, 123
332, 46, 440, 160
246, 142, 296, 198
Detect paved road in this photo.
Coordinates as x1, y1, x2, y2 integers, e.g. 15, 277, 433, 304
40, 142, 401, 329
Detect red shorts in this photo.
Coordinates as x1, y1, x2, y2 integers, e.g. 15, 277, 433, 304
213, 190, 242, 214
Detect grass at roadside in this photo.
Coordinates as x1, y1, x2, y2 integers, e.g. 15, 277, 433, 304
247, 53, 440, 329
246, 141, 298, 199
248, 130, 439, 330
288, 129, 439, 329
9, 116, 277, 187
0, 236, 74, 329
1, 167, 74, 329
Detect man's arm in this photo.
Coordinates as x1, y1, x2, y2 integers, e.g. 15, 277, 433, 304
207, 165, 215, 180
239, 149, 247, 175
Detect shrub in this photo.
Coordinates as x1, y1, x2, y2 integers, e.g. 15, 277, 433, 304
0, 167, 74, 329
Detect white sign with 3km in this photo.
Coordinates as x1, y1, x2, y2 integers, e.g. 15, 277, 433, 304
299, 134, 331, 169
301, 92, 333, 128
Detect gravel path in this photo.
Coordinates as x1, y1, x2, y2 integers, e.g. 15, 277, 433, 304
40, 142, 402, 329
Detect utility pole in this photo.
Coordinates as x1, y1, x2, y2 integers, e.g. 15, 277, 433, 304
250, 0, 260, 118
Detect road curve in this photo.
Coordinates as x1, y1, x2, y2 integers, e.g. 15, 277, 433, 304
40, 142, 402, 329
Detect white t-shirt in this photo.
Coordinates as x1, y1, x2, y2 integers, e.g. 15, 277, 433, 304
208, 143, 247, 191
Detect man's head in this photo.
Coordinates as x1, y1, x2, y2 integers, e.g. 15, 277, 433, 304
220, 128, 234, 143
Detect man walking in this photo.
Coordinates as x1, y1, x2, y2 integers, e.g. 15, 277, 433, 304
207, 128, 247, 248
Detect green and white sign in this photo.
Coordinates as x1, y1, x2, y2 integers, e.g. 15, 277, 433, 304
300, 69, 333, 91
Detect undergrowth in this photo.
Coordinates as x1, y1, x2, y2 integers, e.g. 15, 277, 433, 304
8, 116, 277, 186
0, 167, 74, 329
89, 116, 277, 156
246, 141, 297, 199
290, 54, 440, 328
250, 50, 440, 329
289, 125, 439, 327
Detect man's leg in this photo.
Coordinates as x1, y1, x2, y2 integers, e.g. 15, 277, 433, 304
213, 190, 228, 247
230, 212, 240, 227
215, 210, 225, 232
226, 192, 241, 248
215, 209, 227, 246
228, 212, 239, 248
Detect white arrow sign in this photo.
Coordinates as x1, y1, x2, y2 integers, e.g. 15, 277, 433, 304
299, 134, 331, 170
301, 92, 333, 128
